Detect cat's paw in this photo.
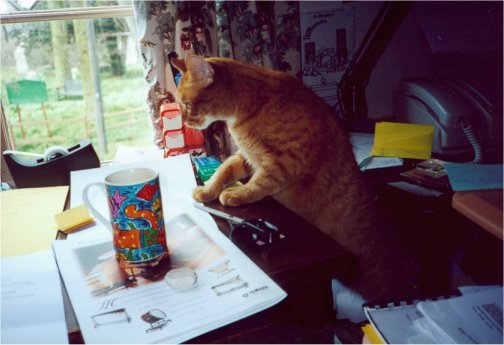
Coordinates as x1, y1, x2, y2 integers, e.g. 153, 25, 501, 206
219, 188, 249, 207
192, 186, 219, 203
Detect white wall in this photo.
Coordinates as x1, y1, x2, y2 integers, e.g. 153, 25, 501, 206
298, 1, 431, 119
351, 1, 502, 120
365, 3, 430, 119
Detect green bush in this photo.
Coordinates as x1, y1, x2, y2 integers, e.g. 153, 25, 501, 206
2, 65, 153, 162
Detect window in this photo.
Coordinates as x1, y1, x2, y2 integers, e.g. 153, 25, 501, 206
1, 1, 151, 162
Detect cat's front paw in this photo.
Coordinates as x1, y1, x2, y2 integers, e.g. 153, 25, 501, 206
219, 188, 249, 207
192, 186, 219, 203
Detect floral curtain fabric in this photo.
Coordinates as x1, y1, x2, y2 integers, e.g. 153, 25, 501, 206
133, 1, 301, 159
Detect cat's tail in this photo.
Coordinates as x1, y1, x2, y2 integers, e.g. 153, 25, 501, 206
338, 215, 421, 302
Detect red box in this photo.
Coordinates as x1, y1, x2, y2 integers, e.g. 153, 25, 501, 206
164, 146, 187, 158
160, 102, 182, 131
159, 102, 208, 158
164, 129, 185, 149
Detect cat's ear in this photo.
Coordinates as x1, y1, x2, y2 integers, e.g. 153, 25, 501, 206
186, 55, 214, 88
170, 53, 187, 73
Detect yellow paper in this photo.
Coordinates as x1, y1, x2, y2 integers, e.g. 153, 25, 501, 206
361, 323, 384, 344
54, 205, 94, 233
1, 186, 69, 257
371, 122, 434, 160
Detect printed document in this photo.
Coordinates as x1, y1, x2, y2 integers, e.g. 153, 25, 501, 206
57, 154, 287, 343
53, 211, 287, 344
364, 285, 503, 344
1, 250, 68, 344
417, 286, 503, 344
349, 133, 403, 171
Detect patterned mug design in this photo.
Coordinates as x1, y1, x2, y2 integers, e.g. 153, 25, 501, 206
83, 168, 168, 264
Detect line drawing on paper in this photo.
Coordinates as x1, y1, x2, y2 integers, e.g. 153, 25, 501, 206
300, 6, 355, 107
91, 308, 132, 328
211, 275, 248, 296
141, 309, 172, 333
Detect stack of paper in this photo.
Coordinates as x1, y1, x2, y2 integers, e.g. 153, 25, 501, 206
113, 145, 164, 165
349, 133, 403, 171
1, 186, 69, 344
364, 285, 503, 344
350, 122, 435, 171
1, 251, 69, 344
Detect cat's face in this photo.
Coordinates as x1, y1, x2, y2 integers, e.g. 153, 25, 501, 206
177, 82, 218, 130
171, 55, 228, 130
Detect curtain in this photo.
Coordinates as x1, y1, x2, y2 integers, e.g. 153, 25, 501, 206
133, 1, 301, 160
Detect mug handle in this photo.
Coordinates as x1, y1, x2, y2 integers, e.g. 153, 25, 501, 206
82, 182, 112, 233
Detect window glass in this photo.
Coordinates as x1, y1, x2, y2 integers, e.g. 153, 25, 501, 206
0, 0, 127, 14
1, 2, 151, 162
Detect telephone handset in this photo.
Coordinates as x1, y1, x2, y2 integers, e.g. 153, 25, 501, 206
394, 76, 500, 162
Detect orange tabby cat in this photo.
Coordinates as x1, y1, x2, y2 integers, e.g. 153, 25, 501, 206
171, 54, 418, 301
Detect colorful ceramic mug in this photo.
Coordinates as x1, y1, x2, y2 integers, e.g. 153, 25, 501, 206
82, 168, 168, 264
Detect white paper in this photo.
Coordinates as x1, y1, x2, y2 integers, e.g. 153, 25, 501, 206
364, 286, 503, 344
349, 133, 403, 171
1, 250, 68, 344
410, 316, 454, 343
458, 284, 502, 295
113, 145, 164, 165
59, 154, 287, 343
364, 302, 435, 344
417, 287, 503, 344
300, 2, 355, 107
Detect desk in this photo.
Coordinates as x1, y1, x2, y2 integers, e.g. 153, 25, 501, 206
367, 166, 503, 292
452, 190, 503, 240
68, 196, 355, 344
190, 198, 355, 343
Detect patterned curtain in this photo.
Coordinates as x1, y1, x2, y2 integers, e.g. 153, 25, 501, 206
133, 1, 301, 160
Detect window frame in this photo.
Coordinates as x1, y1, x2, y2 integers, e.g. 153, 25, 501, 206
0, 5, 133, 24
0, 3, 146, 160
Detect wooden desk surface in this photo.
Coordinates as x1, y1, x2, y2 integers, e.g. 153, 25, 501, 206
188, 198, 355, 344
202, 198, 354, 291
452, 189, 503, 240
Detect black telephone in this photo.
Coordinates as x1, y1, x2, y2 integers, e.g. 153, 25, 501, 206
394, 76, 502, 162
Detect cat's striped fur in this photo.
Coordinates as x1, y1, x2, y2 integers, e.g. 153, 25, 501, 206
172, 54, 418, 301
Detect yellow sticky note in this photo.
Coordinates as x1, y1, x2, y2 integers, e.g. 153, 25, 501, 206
371, 122, 434, 160
361, 323, 384, 344
54, 205, 94, 233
